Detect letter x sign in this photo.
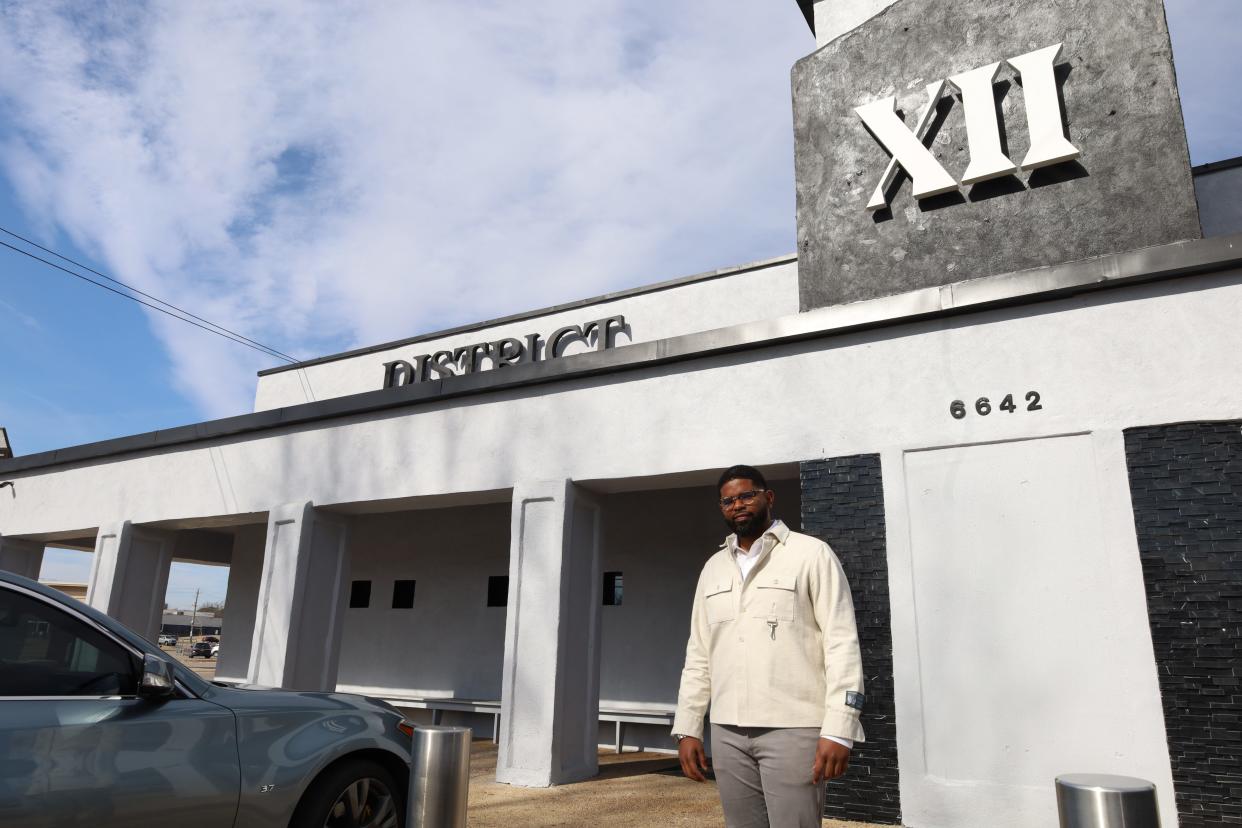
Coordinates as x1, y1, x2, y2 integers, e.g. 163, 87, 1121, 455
856, 43, 1080, 211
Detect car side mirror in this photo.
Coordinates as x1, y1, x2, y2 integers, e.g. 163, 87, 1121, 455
139, 653, 176, 700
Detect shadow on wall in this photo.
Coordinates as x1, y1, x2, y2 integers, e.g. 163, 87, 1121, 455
596, 478, 803, 709
334, 502, 512, 698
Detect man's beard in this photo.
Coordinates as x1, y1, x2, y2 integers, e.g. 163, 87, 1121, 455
725, 504, 771, 539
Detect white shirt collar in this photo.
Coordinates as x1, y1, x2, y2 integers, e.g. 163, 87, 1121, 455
727, 520, 789, 581
725, 518, 789, 558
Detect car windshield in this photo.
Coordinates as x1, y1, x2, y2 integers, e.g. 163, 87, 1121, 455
3, 575, 216, 699
168, 655, 212, 695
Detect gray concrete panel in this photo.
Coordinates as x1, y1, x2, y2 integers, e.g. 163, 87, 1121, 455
793, 0, 1201, 309
1195, 159, 1242, 238
0, 536, 44, 579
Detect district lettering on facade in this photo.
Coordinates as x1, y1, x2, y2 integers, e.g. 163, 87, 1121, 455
857, 42, 1080, 210
382, 314, 627, 388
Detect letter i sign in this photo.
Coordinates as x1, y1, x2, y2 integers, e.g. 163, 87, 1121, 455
856, 43, 1080, 211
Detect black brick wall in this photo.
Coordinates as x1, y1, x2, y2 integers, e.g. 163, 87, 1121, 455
799, 455, 901, 825
1124, 422, 1242, 827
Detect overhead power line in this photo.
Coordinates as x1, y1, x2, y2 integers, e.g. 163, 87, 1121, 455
0, 225, 298, 364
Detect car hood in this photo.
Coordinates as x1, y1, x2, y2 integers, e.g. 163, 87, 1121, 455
205, 682, 403, 719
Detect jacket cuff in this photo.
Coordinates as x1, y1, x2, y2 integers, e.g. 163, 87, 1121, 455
821, 710, 865, 743
671, 712, 705, 741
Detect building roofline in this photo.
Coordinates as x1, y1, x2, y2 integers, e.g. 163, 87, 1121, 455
256, 253, 798, 377
254, 159, 1236, 380
2, 232, 1239, 477
1191, 154, 1242, 175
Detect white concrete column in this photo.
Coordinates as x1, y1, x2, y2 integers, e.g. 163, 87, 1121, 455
0, 536, 45, 579
86, 522, 174, 640
497, 480, 603, 787
215, 524, 266, 682
247, 503, 350, 691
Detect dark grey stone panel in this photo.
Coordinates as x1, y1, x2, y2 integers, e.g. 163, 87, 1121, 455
793, 0, 1201, 309
799, 455, 899, 824
1124, 422, 1242, 827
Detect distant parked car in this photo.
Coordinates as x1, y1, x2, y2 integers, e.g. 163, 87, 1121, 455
0, 570, 413, 828
157, 634, 178, 646
210, 642, 219, 658
188, 641, 214, 658
202, 635, 220, 643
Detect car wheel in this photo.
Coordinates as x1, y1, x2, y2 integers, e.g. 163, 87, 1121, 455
291, 759, 403, 828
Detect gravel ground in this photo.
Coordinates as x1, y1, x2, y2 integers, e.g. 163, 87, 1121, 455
466, 742, 884, 828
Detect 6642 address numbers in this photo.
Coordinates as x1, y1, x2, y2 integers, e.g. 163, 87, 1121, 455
950, 392, 1042, 419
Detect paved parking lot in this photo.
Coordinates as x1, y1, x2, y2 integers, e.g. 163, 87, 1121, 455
162, 644, 216, 681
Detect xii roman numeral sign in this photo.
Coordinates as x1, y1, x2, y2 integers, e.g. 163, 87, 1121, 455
856, 43, 1080, 211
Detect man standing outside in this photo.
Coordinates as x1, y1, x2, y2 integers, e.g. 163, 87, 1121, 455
673, 464, 865, 827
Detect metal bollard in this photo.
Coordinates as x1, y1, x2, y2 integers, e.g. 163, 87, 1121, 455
1056, 774, 1160, 828
407, 725, 471, 828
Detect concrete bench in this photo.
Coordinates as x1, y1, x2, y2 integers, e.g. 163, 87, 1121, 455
599, 706, 676, 754
378, 696, 675, 753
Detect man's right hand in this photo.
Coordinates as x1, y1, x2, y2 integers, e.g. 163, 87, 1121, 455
678, 736, 710, 782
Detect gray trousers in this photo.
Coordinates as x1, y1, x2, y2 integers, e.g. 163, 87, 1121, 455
710, 723, 824, 828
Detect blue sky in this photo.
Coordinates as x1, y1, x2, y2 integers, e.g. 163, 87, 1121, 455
1, 1, 1239, 605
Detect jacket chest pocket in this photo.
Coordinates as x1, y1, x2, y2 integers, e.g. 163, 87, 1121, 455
753, 575, 797, 621
703, 581, 736, 625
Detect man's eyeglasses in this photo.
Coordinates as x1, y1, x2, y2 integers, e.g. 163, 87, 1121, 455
719, 489, 766, 508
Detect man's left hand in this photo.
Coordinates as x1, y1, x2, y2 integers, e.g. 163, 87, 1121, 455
811, 737, 850, 783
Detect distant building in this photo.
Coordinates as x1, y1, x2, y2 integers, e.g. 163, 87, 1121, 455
39, 580, 87, 602
160, 611, 223, 637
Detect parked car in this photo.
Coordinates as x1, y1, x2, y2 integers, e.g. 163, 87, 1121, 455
188, 640, 214, 659
0, 570, 413, 828
157, 633, 178, 646
210, 642, 219, 658
202, 635, 220, 643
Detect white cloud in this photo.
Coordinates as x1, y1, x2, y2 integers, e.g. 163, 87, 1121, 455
3, 1, 1229, 426
0, 0, 811, 418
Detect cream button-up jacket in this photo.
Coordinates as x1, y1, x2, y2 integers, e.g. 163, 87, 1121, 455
672, 522, 866, 743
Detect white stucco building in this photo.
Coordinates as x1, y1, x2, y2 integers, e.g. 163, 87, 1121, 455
3, 2, 1240, 826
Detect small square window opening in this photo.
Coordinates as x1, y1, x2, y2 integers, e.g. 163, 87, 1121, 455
392, 579, 416, 609
349, 580, 371, 609
487, 575, 509, 607
603, 571, 623, 606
